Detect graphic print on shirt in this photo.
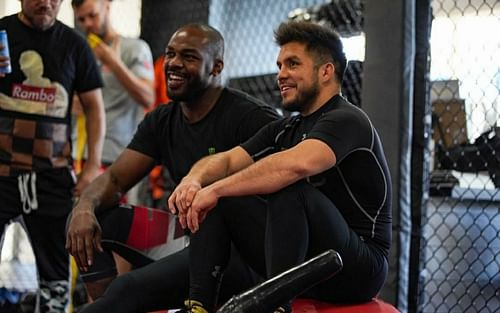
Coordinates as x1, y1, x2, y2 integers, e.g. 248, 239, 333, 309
0, 50, 68, 118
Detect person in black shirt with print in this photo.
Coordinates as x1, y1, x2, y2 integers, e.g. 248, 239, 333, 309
0, 1, 105, 311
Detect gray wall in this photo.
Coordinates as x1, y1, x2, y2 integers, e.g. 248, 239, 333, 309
362, 1, 414, 311
209, 0, 326, 82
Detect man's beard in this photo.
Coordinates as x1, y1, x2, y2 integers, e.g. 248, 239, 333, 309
23, 12, 55, 31
167, 77, 208, 103
283, 79, 320, 113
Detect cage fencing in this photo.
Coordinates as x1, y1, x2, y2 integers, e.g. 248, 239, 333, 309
423, 0, 500, 312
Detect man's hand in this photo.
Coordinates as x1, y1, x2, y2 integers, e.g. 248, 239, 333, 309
186, 186, 219, 233
168, 178, 202, 229
91, 37, 119, 68
65, 209, 103, 272
74, 163, 102, 196
0, 43, 10, 78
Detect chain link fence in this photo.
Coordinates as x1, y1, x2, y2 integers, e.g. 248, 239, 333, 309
214, 0, 365, 115
424, 0, 500, 312
2, 1, 498, 312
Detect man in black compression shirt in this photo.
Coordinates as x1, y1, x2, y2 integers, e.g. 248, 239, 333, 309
65, 24, 278, 312
170, 21, 392, 313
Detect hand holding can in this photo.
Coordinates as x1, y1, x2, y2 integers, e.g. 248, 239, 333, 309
0, 30, 12, 76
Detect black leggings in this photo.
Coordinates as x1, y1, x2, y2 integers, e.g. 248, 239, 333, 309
81, 247, 260, 313
189, 181, 388, 310
188, 195, 268, 309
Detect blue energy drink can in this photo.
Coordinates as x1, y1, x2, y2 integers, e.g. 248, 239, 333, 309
0, 30, 12, 74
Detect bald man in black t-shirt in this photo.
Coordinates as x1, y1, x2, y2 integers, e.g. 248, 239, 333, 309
65, 24, 278, 312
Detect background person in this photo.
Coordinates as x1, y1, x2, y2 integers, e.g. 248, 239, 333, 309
71, 0, 155, 297
71, 0, 154, 166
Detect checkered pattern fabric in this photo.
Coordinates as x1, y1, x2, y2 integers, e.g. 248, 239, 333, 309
0, 117, 70, 176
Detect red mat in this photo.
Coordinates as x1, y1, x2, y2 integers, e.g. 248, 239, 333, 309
293, 298, 399, 313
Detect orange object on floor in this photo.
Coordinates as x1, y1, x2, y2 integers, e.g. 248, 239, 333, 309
292, 298, 399, 313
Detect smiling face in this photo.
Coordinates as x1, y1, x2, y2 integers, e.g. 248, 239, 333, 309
73, 0, 110, 37
20, 0, 63, 31
164, 26, 219, 102
276, 41, 321, 114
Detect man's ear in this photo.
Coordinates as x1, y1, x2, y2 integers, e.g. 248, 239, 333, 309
320, 62, 335, 83
211, 59, 224, 76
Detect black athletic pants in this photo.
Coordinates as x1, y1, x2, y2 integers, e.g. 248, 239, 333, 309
189, 181, 389, 311
81, 247, 260, 313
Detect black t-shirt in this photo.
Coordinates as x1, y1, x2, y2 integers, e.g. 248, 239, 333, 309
128, 87, 279, 184
0, 14, 103, 176
0, 14, 102, 120
241, 95, 392, 256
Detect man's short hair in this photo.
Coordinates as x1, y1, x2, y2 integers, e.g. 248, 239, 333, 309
72, 0, 111, 7
71, 0, 84, 7
274, 21, 347, 83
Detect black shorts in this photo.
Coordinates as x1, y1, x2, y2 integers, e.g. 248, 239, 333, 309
80, 204, 188, 282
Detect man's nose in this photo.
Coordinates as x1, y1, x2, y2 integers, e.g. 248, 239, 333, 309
167, 55, 183, 68
277, 67, 288, 81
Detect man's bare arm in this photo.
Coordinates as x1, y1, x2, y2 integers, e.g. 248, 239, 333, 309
66, 149, 155, 270
187, 139, 337, 231
75, 89, 105, 195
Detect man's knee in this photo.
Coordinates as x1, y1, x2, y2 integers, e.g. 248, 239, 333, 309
84, 276, 115, 301
267, 182, 308, 208
82, 274, 141, 312
97, 273, 143, 309
268, 181, 324, 210
87, 274, 137, 302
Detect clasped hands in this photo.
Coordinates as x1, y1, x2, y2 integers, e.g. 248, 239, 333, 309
0, 43, 10, 78
167, 178, 218, 233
